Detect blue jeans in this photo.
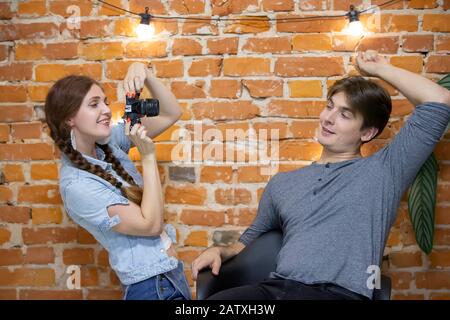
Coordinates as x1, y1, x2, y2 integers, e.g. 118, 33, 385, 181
123, 262, 191, 300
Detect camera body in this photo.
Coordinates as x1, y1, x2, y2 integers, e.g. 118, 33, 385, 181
124, 91, 159, 127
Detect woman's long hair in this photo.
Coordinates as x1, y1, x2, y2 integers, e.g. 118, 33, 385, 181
45, 75, 143, 204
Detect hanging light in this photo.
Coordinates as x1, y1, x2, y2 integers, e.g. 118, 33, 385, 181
136, 7, 155, 40
346, 5, 364, 36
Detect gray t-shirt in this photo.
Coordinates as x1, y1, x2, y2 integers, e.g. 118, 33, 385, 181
239, 102, 450, 299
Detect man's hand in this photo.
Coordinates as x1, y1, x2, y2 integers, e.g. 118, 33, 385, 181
124, 62, 154, 94
191, 247, 222, 281
355, 50, 390, 77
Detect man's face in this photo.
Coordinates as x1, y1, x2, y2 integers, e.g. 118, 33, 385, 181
317, 91, 377, 153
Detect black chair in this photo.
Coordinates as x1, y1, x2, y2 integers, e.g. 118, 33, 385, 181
197, 230, 391, 300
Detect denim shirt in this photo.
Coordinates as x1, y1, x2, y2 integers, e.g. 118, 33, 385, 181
59, 122, 179, 286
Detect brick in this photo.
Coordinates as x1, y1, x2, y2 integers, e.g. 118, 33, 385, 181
0, 124, 8, 142
275, 57, 344, 77
243, 80, 283, 98
200, 166, 233, 183
0, 228, 11, 244
98, 0, 122, 16
2, 164, 24, 182
0, 44, 9, 61
192, 101, 259, 120
358, 36, 399, 54
171, 81, 206, 99
63, 248, 95, 265
180, 209, 226, 226
332, 35, 362, 52
237, 166, 270, 183
242, 36, 290, 54
0, 206, 30, 223
130, 0, 166, 14
18, 1, 47, 16
15, 43, 45, 60
292, 34, 332, 51
35, 63, 102, 82
215, 188, 251, 205
210, 80, 241, 98
22, 227, 77, 244
436, 35, 450, 53
178, 249, 201, 264
0, 2, 13, 19
24, 247, 55, 264
290, 120, 320, 138
79, 20, 112, 39
425, 55, 450, 73
402, 35, 434, 53
105, 60, 138, 80
11, 122, 42, 140
223, 57, 270, 76
207, 37, 238, 55
385, 271, 413, 290
188, 58, 222, 77
279, 140, 321, 161
429, 250, 450, 268
267, 100, 326, 118
381, 14, 418, 32
0, 268, 55, 286
27, 85, 51, 102
0, 63, 33, 81
165, 186, 207, 205
172, 38, 202, 56
289, 80, 322, 98
253, 121, 288, 139
224, 17, 270, 34
31, 163, 59, 180
416, 271, 450, 289
423, 14, 450, 32
32, 207, 62, 224
125, 41, 167, 58
389, 251, 422, 268
235, 208, 257, 226
0, 186, 13, 203
430, 293, 450, 300
391, 99, 414, 117
262, 0, 294, 11
16, 23, 59, 40
211, 0, 258, 16
81, 42, 123, 60
19, 290, 83, 300
435, 228, 450, 246
18, 185, 61, 204
152, 60, 184, 78
0, 249, 23, 266
169, 167, 196, 183
0, 25, 18, 41
184, 230, 208, 247
182, 17, 218, 35
390, 56, 423, 74
213, 230, 241, 246
80, 267, 99, 286
87, 289, 122, 300
276, 14, 346, 33
170, 0, 205, 14
407, 0, 438, 8
0, 86, 27, 103
77, 227, 97, 244
49, 0, 93, 17
0, 289, 17, 300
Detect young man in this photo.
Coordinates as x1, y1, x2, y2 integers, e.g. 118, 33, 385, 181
191, 50, 450, 300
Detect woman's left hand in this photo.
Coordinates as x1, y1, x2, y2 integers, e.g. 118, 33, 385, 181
355, 50, 390, 77
124, 62, 154, 94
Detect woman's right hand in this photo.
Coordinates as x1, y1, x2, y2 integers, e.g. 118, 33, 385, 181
125, 121, 155, 158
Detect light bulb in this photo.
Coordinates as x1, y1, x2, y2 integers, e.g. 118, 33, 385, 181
347, 20, 364, 36
136, 23, 155, 40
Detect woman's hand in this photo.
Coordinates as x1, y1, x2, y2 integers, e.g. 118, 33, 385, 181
124, 62, 154, 94
125, 121, 155, 158
355, 50, 390, 77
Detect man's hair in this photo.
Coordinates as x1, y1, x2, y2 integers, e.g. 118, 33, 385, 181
327, 76, 392, 140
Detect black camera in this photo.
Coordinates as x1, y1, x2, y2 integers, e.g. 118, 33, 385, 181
124, 91, 159, 127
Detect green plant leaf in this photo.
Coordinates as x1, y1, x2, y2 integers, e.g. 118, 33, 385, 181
407, 153, 438, 255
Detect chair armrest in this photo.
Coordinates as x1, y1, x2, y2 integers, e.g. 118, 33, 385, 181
196, 230, 283, 300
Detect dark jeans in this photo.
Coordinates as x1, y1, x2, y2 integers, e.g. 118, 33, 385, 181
207, 278, 370, 300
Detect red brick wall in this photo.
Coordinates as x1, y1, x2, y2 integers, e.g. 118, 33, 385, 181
0, 0, 449, 300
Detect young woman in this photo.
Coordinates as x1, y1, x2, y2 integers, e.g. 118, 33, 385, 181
192, 50, 450, 300
45, 62, 191, 300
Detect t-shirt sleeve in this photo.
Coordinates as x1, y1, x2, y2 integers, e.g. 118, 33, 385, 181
239, 175, 281, 246
63, 179, 130, 233
109, 122, 132, 154
377, 102, 450, 195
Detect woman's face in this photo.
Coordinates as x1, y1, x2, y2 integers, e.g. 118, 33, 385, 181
67, 84, 112, 142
